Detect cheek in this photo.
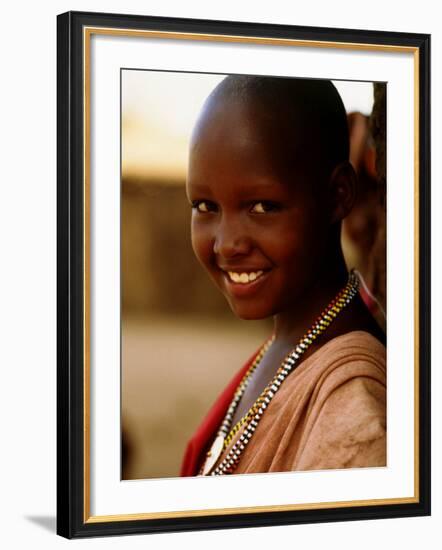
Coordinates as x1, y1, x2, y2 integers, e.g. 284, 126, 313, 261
264, 223, 306, 264
191, 221, 214, 268
269, 216, 326, 270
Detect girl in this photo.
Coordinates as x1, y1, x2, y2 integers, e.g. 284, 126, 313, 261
181, 75, 386, 477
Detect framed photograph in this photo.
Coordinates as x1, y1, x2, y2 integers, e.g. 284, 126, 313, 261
57, 10, 431, 538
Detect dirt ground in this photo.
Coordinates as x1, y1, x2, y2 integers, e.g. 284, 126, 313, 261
122, 315, 269, 479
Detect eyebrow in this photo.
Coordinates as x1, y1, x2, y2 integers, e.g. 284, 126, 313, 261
186, 182, 211, 193
237, 181, 286, 195
188, 180, 286, 196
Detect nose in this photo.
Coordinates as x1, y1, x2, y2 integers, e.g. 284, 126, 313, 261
213, 215, 252, 259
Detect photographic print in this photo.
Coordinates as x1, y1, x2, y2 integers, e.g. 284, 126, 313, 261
57, 11, 430, 538
121, 71, 387, 481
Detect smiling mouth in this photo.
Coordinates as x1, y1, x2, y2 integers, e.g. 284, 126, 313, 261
219, 268, 271, 300
226, 270, 265, 284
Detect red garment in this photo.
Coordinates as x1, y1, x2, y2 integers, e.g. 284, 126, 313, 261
359, 284, 376, 314
180, 347, 261, 477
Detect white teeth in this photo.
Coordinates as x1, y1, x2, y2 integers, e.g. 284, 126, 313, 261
227, 270, 264, 284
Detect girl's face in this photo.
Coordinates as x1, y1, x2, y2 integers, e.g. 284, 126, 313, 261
186, 97, 331, 320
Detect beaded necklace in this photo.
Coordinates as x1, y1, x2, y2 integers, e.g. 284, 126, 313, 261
200, 270, 359, 476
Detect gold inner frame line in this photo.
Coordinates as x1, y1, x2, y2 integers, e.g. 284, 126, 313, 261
82, 25, 420, 524
85, 26, 418, 53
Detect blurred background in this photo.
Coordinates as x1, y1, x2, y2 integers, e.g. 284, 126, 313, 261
121, 70, 386, 480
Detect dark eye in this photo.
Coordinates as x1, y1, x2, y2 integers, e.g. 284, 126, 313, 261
250, 201, 280, 214
191, 200, 217, 213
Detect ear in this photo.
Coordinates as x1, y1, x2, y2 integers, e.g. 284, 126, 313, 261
327, 161, 357, 223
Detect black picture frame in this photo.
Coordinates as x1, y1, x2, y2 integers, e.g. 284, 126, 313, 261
57, 10, 431, 539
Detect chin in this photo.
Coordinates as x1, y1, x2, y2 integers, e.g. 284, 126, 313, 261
228, 302, 273, 321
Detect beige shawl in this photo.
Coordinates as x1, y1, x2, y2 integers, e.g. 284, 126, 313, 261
215, 330, 386, 473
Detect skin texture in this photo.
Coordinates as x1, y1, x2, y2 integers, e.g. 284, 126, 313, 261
186, 85, 385, 425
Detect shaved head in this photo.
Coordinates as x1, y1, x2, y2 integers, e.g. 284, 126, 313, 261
194, 75, 349, 186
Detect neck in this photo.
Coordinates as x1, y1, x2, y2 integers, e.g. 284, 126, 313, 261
273, 251, 349, 346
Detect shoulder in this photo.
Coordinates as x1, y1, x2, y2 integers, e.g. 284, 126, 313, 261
316, 330, 386, 371
302, 330, 385, 394
303, 330, 386, 436
279, 330, 386, 406
296, 376, 386, 470
294, 331, 386, 470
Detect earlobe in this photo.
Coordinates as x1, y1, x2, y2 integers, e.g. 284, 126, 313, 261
328, 161, 357, 223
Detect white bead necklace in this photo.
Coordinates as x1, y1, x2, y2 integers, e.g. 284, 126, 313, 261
200, 270, 359, 476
